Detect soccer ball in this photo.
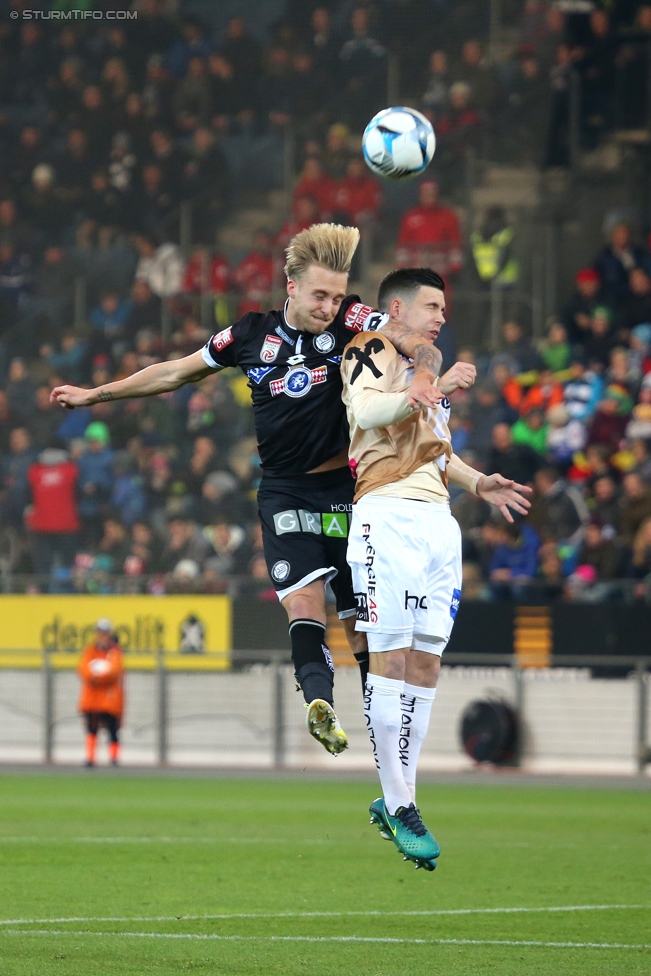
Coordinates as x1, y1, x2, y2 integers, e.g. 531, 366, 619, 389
362, 106, 436, 180
90, 658, 111, 677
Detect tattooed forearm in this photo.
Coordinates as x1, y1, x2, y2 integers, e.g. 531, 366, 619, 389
379, 322, 442, 375
97, 389, 115, 402
412, 343, 442, 376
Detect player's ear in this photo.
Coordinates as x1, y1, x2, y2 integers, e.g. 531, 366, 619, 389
287, 278, 297, 298
389, 297, 402, 319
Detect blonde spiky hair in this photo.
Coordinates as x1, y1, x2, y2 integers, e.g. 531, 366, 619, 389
284, 223, 360, 280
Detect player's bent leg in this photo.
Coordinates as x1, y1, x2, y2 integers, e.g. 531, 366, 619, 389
282, 580, 348, 755
342, 616, 369, 693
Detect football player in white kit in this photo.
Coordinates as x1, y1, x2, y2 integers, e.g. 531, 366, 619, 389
341, 268, 531, 870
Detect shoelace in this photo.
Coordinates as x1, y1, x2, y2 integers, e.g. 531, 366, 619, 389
395, 803, 427, 836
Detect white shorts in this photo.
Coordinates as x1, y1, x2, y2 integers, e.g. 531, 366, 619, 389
347, 495, 462, 655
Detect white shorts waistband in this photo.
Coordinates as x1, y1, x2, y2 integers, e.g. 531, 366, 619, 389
355, 495, 450, 513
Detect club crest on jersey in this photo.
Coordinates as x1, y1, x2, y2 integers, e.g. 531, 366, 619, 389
270, 364, 327, 398
260, 334, 282, 363
313, 331, 335, 353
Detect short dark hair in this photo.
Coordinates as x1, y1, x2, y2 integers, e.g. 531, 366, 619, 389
377, 267, 445, 312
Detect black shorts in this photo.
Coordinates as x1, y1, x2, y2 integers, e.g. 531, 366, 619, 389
257, 466, 356, 618
84, 712, 119, 739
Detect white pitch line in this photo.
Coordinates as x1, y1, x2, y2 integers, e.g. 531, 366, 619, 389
0, 905, 646, 926
0, 836, 330, 845
3, 931, 650, 951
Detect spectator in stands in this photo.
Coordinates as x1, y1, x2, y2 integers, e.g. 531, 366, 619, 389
562, 267, 606, 343
232, 230, 274, 312
322, 124, 352, 180
396, 179, 462, 281
219, 16, 261, 83
27, 447, 80, 577
207, 54, 241, 131
487, 421, 542, 485
575, 520, 622, 580
136, 163, 177, 235
452, 38, 498, 112
41, 332, 87, 386
28, 386, 64, 450
6, 359, 37, 423
97, 517, 131, 571
626, 383, 651, 442
620, 472, 651, 544
1, 426, 37, 527
502, 54, 548, 165
563, 356, 604, 421
204, 521, 249, 577
519, 367, 564, 416
77, 422, 115, 543
546, 403, 587, 467
275, 194, 319, 249
293, 157, 335, 219
337, 6, 386, 129
593, 223, 651, 306
90, 290, 132, 359
587, 384, 632, 452
124, 279, 162, 337
159, 516, 210, 573
172, 55, 211, 133
466, 380, 509, 463
499, 319, 541, 373
183, 246, 229, 296
487, 518, 540, 594
511, 407, 548, 456
20, 244, 76, 337
618, 268, 651, 334
21, 165, 67, 249
590, 474, 621, 534
134, 233, 184, 299
421, 50, 450, 122
436, 82, 481, 184
165, 17, 215, 80
540, 321, 572, 373
582, 306, 617, 368
331, 156, 381, 226
470, 206, 518, 290
530, 465, 589, 543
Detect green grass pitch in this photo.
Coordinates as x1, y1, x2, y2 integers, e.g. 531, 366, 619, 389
0, 773, 649, 976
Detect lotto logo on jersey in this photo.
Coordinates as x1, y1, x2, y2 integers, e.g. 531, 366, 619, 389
260, 334, 282, 363
212, 327, 233, 352
344, 303, 388, 333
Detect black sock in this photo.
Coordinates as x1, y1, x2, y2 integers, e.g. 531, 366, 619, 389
354, 648, 369, 694
289, 619, 334, 705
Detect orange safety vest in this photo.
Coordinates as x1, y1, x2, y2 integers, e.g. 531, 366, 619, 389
77, 643, 124, 719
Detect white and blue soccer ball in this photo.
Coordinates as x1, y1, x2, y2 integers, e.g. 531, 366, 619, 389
362, 106, 436, 180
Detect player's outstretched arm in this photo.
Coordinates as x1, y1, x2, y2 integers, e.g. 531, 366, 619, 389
475, 473, 532, 523
50, 350, 214, 409
438, 362, 476, 395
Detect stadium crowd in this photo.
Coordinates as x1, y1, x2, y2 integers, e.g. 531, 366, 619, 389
1, 1, 651, 601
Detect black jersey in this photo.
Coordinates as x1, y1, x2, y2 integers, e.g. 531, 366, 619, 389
202, 296, 387, 475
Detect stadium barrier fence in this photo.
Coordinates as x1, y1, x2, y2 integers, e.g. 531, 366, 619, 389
0, 650, 649, 775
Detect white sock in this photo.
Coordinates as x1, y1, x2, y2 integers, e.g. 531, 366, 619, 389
400, 683, 437, 805
364, 673, 411, 815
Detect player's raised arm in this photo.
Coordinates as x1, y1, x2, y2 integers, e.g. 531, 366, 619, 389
379, 319, 443, 408
50, 349, 215, 409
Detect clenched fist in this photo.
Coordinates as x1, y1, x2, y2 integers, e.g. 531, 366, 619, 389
438, 362, 476, 396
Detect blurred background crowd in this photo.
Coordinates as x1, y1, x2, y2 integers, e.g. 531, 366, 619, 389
1, 0, 651, 603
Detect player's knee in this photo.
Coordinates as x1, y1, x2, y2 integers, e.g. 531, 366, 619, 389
282, 586, 326, 624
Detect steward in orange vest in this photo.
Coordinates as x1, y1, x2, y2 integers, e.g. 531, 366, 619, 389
77, 618, 124, 767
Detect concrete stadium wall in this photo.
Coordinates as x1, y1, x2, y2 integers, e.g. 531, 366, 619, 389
1, 666, 646, 775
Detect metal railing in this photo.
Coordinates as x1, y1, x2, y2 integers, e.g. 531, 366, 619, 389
1, 649, 648, 773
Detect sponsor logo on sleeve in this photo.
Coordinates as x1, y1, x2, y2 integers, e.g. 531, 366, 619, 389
212, 327, 233, 352
344, 338, 384, 383
355, 592, 369, 623
450, 588, 461, 619
260, 334, 283, 363
344, 302, 376, 333
314, 331, 335, 353
271, 560, 291, 583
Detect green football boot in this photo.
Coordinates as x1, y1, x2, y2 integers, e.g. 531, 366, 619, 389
383, 802, 440, 871
369, 797, 392, 841
305, 699, 348, 755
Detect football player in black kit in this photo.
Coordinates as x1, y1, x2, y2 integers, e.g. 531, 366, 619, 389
51, 224, 444, 755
